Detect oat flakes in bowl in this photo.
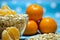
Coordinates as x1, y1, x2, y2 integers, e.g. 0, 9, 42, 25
0, 14, 28, 38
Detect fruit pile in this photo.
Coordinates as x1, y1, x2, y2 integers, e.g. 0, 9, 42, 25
0, 4, 58, 40
24, 4, 57, 35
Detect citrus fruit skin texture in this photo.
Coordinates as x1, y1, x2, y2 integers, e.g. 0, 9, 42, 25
2, 30, 12, 40
6, 27, 20, 40
0, 5, 16, 16
39, 17, 57, 34
26, 4, 43, 21
24, 20, 38, 35
2, 27, 20, 40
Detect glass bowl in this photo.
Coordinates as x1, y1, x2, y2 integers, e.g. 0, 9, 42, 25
0, 14, 28, 38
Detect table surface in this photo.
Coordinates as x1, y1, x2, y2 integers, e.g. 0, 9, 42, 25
20, 34, 40, 40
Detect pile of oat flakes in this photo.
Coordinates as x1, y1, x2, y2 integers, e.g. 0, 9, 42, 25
28, 33, 60, 40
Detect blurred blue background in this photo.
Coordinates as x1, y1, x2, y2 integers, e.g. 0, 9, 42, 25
0, 0, 60, 33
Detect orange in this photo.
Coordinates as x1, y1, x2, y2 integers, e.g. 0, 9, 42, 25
6, 27, 20, 40
26, 4, 43, 21
2, 30, 11, 40
39, 17, 57, 34
24, 20, 38, 35
0, 6, 16, 16
0, 9, 7, 16
2, 27, 20, 40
